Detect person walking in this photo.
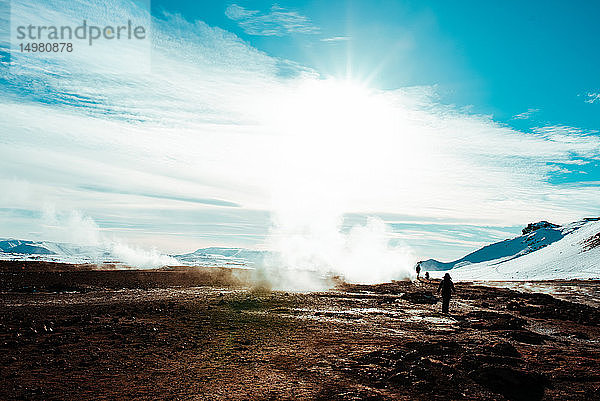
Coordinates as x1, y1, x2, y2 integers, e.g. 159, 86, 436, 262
437, 273, 456, 313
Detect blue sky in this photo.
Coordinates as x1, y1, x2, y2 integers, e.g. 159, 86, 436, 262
155, 0, 600, 127
1, 0, 599, 264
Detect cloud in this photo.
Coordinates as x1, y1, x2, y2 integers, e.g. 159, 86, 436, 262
2, 0, 600, 273
78, 185, 241, 208
532, 125, 599, 144
512, 108, 539, 120
321, 36, 351, 42
225, 4, 319, 36
584, 92, 600, 104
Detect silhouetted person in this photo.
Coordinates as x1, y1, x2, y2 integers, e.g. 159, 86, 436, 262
424, 271, 430, 281
415, 262, 421, 279
437, 273, 456, 313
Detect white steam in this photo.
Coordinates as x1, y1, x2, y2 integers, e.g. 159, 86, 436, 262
265, 216, 416, 290
42, 206, 101, 246
109, 242, 178, 268
40, 205, 177, 268
257, 80, 418, 290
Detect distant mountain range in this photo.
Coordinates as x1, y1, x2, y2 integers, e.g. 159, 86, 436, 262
2, 217, 599, 280
422, 218, 600, 280
174, 247, 269, 267
0, 239, 266, 268
0, 239, 111, 263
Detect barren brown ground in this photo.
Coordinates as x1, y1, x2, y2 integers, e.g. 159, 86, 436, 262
1, 261, 599, 400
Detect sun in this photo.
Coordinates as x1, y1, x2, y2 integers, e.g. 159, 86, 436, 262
260, 75, 422, 214
275, 78, 396, 141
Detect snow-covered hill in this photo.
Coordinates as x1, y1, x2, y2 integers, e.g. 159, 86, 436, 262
427, 218, 600, 281
420, 221, 567, 271
0, 239, 112, 264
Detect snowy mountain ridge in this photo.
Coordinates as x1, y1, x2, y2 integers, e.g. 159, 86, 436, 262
421, 219, 595, 271
426, 218, 600, 281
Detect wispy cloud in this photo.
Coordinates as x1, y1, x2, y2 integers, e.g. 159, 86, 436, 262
532, 125, 599, 144
225, 4, 319, 36
584, 92, 600, 104
321, 36, 351, 42
512, 108, 539, 120
2, 0, 600, 262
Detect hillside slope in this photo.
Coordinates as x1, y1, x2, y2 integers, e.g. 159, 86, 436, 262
421, 220, 589, 271
435, 219, 600, 280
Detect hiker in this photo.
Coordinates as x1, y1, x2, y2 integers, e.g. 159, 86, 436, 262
424, 271, 430, 281
437, 273, 456, 313
415, 262, 421, 279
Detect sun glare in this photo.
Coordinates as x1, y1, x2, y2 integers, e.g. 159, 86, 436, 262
262, 76, 425, 215
287, 79, 390, 133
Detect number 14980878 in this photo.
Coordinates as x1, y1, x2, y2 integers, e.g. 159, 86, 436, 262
19, 42, 73, 52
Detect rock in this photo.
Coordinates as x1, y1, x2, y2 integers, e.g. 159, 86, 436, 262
586, 386, 600, 399
507, 330, 547, 345
403, 340, 462, 357
463, 311, 526, 331
400, 291, 438, 304
522, 221, 559, 235
470, 366, 548, 401
506, 301, 523, 311
489, 342, 520, 358
572, 331, 590, 340
387, 371, 410, 385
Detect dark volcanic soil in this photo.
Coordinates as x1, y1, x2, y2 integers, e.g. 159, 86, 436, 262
1, 262, 599, 400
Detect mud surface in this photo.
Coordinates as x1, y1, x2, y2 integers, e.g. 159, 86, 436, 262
1, 262, 599, 400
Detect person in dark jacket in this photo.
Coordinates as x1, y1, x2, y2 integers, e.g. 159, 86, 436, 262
415, 262, 421, 279
437, 273, 456, 313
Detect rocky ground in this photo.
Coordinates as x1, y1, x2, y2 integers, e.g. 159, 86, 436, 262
1, 261, 599, 400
